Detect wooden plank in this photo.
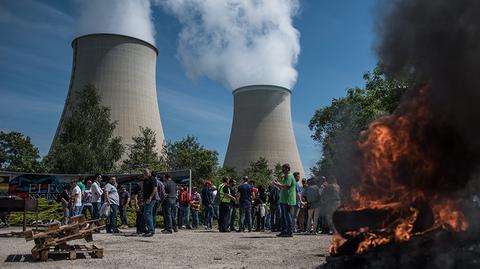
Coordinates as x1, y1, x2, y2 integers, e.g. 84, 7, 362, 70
39, 244, 104, 260
40, 250, 48, 261
48, 223, 60, 231
69, 251, 76, 260
26, 224, 80, 241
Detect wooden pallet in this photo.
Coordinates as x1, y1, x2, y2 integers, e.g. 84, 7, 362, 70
37, 244, 103, 261
24, 214, 106, 261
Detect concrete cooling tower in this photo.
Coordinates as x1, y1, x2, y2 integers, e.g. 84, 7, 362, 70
52, 33, 165, 155
224, 85, 304, 177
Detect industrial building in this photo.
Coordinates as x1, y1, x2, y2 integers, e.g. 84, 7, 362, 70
51, 33, 165, 155
224, 85, 304, 177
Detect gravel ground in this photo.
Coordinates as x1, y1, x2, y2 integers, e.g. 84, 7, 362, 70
0, 228, 330, 269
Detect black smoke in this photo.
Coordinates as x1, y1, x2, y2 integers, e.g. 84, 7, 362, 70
376, 0, 480, 194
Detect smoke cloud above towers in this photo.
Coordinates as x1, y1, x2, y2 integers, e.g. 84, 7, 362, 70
76, 0, 301, 91
76, 0, 156, 45
159, 0, 301, 90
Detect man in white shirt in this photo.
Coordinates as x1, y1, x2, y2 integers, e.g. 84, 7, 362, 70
91, 174, 103, 220
71, 180, 82, 216
104, 176, 120, 233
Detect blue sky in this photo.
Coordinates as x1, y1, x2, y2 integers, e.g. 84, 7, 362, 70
0, 0, 377, 175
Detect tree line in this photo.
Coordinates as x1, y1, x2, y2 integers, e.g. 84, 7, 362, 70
0, 84, 286, 188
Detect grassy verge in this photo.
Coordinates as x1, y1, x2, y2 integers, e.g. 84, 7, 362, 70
7, 198, 163, 228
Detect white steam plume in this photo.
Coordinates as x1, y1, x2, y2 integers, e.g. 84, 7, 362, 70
159, 0, 301, 90
76, 0, 156, 45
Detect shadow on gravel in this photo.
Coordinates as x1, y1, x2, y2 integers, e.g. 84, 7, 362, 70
109, 232, 139, 237
240, 236, 274, 239
4, 254, 34, 263
5, 253, 96, 262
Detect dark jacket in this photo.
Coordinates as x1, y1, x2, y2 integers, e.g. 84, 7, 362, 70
201, 186, 213, 206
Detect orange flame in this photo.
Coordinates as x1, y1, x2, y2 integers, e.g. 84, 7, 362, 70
332, 85, 469, 255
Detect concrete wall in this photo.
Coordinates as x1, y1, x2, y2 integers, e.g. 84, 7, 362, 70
52, 34, 165, 156
224, 85, 304, 177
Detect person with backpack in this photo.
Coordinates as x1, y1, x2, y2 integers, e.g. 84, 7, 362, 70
152, 173, 165, 232
190, 187, 202, 229
178, 186, 192, 229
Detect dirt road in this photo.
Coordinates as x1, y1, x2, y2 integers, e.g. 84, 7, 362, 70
0, 228, 330, 269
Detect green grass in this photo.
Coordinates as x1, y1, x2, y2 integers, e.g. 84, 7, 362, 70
9, 198, 64, 225
8, 198, 163, 228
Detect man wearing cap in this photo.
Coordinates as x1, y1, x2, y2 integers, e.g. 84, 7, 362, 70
272, 163, 296, 237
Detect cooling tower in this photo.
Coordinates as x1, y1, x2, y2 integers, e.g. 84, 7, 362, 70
224, 85, 304, 177
51, 33, 164, 155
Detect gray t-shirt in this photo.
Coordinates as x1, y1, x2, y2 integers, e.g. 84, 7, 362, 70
303, 185, 322, 209
164, 180, 177, 198
104, 183, 119, 205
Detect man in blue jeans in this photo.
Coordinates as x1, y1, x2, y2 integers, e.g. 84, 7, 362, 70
272, 163, 297, 237
142, 168, 157, 237
104, 176, 120, 233
162, 173, 177, 234
236, 176, 254, 232
91, 174, 103, 220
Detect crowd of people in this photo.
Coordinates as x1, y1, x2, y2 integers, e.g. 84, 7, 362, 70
55, 164, 341, 238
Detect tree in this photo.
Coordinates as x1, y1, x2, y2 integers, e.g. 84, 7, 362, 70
163, 136, 218, 185
45, 84, 124, 174
213, 166, 238, 186
244, 157, 273, 188
0, 131, 42, 172
308, 65, 408, 188
121, 127, 166, 173
273, 163, 283, 180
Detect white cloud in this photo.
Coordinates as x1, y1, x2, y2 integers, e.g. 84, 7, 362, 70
159, 0, 301, 90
